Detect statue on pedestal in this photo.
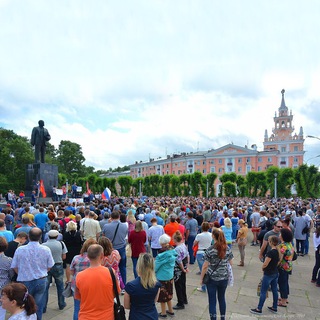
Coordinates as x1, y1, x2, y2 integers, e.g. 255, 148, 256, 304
31, 120, 51, 163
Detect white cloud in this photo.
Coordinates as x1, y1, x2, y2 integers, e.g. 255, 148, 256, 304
1, 0, 320, 169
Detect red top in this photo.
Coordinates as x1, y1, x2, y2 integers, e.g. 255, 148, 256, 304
128, 230, 147, 258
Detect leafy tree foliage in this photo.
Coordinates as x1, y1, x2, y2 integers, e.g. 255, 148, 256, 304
56, 140, 86, 177
294, 164, 320, 198
0, 128, 33, 192
118, 176, 133, 196
224, 181, 237, 197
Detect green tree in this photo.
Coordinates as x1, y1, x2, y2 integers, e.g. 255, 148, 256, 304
56, 140, 86, 178
162, 175, 171, 196
118, 176, 133, 196
223, 181, 237, 196
189, 172, 203, 196
206, 173, 218, 197
87, 174, 97, 193
179, 174, 190, 196
170, 175, 180, 197
0, 128, 34, 192
294, 164, 320, 198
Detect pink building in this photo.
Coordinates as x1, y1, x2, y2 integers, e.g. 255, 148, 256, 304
130, 90, 304, 187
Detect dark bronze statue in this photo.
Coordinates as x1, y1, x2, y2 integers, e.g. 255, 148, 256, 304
31, 120, 51, 163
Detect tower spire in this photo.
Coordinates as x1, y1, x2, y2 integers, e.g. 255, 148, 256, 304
279, 89, 287, 110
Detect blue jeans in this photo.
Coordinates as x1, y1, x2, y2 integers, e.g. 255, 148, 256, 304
187, 235, 196, 264
73, 296, 80, 320
278, 268, 290, 299
22, 277, 47, 320
196, 252, 206, 291
43, 264, 65, 311
257, 273, 278, 311
132, 257, 138, 278
206, 278, 228, 320
151, 248, 159, 258
117, 246, 127, 285
305, 233, 309, 254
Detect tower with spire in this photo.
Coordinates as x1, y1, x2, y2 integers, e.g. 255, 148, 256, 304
263, 89, 304, 168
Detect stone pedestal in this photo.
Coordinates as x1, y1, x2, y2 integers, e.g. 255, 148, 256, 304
25, 163, 58, 198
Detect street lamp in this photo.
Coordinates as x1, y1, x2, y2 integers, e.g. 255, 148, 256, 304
306, 135, 320, 140
274, 173, 278, 199
139, 180, 142, 197
206, 178, 209, 198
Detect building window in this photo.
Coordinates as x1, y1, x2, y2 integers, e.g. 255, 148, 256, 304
246, 158, 251, 163
238, 158, 242, 164
218, 159, 222, 164
246, 165, 251, 173
218, 168, 223, 173
268, 157, 272, 162
210, 167, 216, 173
238, 167, 242, 173
258, 166, 262, 171
281, 147, 286, 152
197, 161, 200, 165
294, 146, 298, 152
178, 163, 180, 167
258, 157, 262, 162
178, 170, 181, 174
203, 169, 206, 174
294, 157, 298, 163
203, 161, 206, 165
173, 171, 175, 174
167, 164, 169, 168
210, 160, 215, 164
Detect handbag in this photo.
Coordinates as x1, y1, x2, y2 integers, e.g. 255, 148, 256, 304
238, 238, 247, 246
108, 267, 126, 320
62, 282, 72, 298
192, 243, 199, 257
227, 263, 234, 287
202, 259, 221, 285
292, 250, 298, 261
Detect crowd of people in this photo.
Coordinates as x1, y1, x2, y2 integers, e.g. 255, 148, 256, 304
0, 194, 320, 319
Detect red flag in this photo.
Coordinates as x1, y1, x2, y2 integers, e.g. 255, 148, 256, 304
86, 181, 91, 195
40, 180, 46, 198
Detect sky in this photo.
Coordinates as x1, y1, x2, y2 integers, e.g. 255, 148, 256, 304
1, 0, 320, 170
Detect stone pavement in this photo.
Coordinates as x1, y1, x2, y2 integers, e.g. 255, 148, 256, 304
32, 233, 320, 320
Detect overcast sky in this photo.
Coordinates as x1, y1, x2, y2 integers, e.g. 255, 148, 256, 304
1, 0, 320, 169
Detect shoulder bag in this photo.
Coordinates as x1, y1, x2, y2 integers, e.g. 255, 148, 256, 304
111, 222, 121, 245
203, 259, 221, 284
108, 267, 126, 320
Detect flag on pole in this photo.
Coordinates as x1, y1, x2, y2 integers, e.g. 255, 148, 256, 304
86, 181, 91, 195
101, 187, 111, 200
40, 180, 46, 198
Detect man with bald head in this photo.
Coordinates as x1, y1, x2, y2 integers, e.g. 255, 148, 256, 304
11, 227, 54, 320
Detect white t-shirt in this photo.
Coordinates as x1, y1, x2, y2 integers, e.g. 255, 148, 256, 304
195, 232, 212, 252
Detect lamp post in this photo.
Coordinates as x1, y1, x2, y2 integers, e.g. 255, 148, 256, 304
274, 173, 277, 199
206, 178, 209, 198
139, 179, 142, 197
306, 135, 320, 140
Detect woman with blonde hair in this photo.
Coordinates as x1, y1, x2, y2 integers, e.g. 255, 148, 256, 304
63, 221, 83, 283
221, 217, 233, 248
124, 253, 161, 319
127, 209, 136, 235
236, 219, 249, 266
128, 220, 147, 278
200, 228, 233, 320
